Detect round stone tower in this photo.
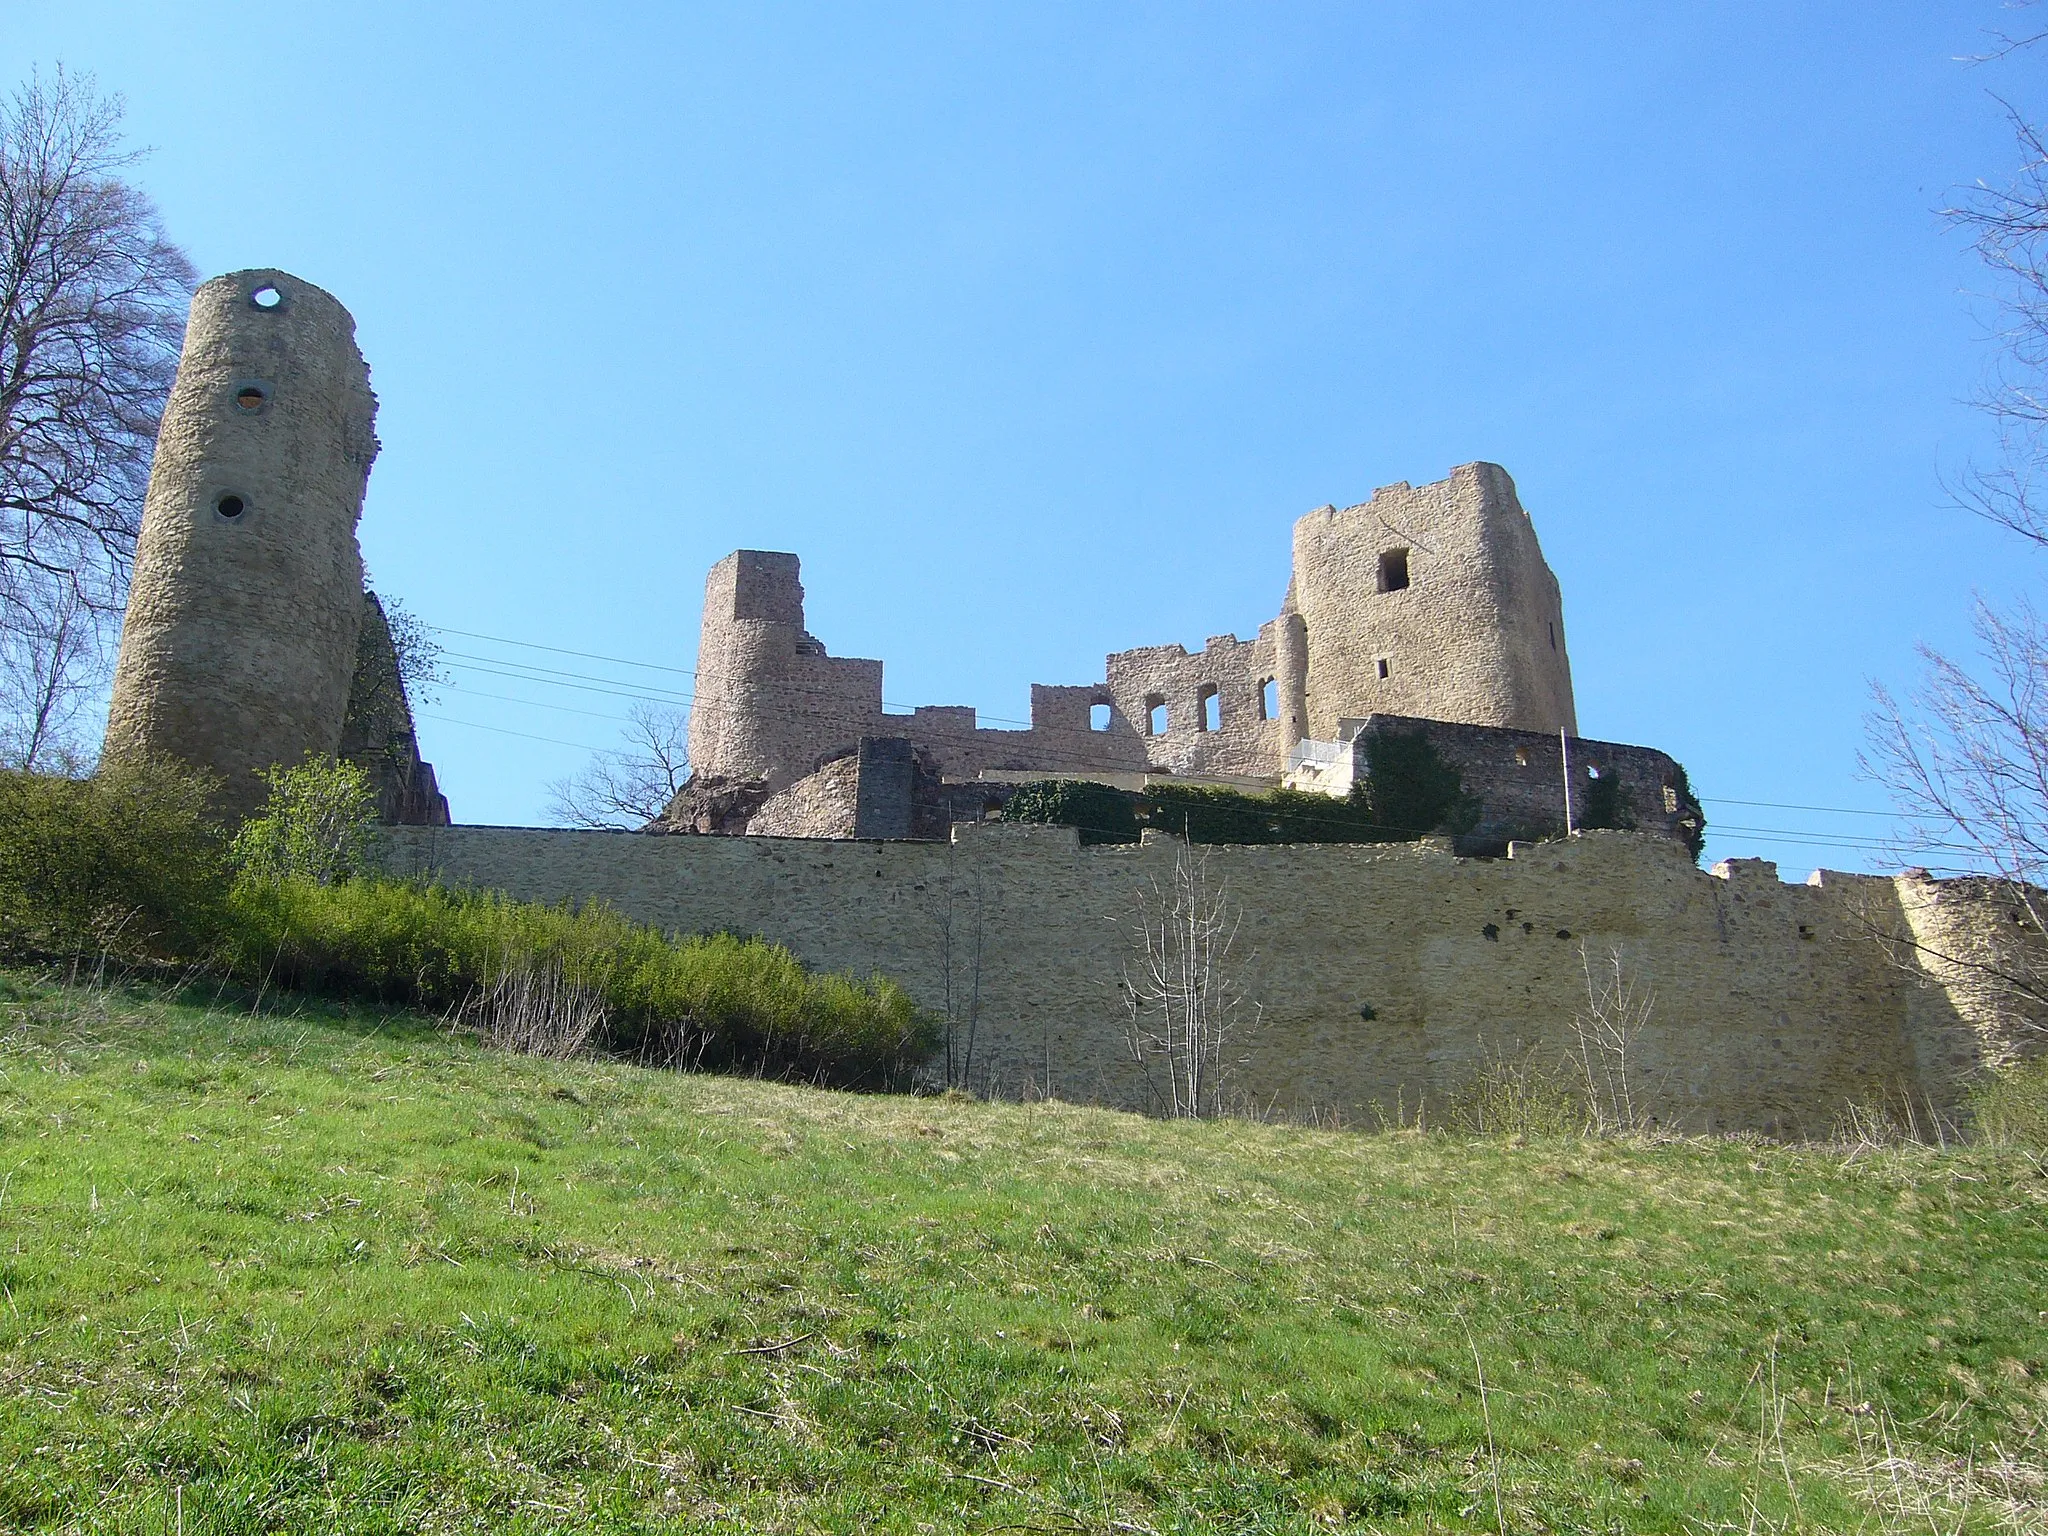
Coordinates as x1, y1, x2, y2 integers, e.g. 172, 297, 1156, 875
103, 269, 379, 816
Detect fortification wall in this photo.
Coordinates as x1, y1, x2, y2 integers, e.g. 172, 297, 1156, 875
105, 270, 379, 817
377, 824, 2010, 1136
1333, 715, 1700, 847
1290, 463, 1577, 740
686, 464, 1581, 799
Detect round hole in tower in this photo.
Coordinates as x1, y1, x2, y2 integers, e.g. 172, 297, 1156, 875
214, 493, 247, 520
249, 284, 283, 310
234, 385, 268, 411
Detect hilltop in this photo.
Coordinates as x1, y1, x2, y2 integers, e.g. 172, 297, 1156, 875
0, 973, 2042, 1533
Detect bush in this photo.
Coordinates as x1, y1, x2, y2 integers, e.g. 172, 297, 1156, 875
0, 758, 229, 962
231, 755, 377, 884
221, 876, 937, 1088
1001, 779, 1140, 844
1002, 733, 1478, 846
1359, 729, 1479, 837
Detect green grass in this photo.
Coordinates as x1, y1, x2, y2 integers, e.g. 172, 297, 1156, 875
0, 972, 2043, 1533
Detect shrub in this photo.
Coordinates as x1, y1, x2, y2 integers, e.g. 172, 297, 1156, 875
1359, 729, 1479, 837
0, 758, 229, 962
231, 755, 377, 884
1001, 779, 1140, 844
221, 876, 936, 1088
1002, 737, 1479, 846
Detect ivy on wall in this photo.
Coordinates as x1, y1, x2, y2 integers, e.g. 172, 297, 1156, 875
1000, 730, 1479, 846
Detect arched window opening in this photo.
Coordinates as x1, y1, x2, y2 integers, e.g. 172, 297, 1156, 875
1199, 685, 1220, 732
1089, 702, 1112, 732
1377, 548, 1410, 592
1259, 677, 1277, 720
1145, 695, 1167, 736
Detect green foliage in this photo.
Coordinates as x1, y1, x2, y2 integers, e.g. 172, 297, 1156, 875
220, 876, 935, 1087
1004, 733, 1477, 846
1967, 1057, 2048, 1146
1577, 767, 1630, 832
0, 758, 227, 961
1360, 728, 1480, 837
1141, 781, 1394, 843
0, 975, 2043, 1532
1669, 762, 1707, 861
231, 755, 378, 885
1000, 778, 1140, 843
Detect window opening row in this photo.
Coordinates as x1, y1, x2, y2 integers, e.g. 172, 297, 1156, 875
1113, 677, 1284, 736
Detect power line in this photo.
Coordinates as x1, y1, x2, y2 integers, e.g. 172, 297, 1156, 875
422, 713, 608, 753
428, 621, 1934, 827
441, 683, 635, 725
1698, 796, 1895, 818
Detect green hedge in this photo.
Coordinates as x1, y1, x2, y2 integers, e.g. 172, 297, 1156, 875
221, 877, 935, 1088
0, 760, 228, 962
0, 761, 935, 1089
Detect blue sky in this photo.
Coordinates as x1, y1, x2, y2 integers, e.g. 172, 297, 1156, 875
9, 2, 2040, 872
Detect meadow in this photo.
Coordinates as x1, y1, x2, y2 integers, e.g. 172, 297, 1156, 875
0, 970, 2042, 1533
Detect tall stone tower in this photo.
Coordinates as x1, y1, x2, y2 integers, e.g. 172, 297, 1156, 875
104, 269, 380, 816
686, 550, 888, 791
1282, 461, 1576, 740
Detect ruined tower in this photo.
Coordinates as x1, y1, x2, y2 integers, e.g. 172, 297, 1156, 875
104, 270, 381, 816
1285, 462, 1576, 740
687, 551, 889, 791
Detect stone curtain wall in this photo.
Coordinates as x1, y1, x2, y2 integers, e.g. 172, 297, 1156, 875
378, 824, 2024, 1136
1341, 715, 1700, 847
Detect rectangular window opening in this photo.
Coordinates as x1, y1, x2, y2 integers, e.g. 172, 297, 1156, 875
1377, 549, 1410, 592
1376, 657, 1390, 681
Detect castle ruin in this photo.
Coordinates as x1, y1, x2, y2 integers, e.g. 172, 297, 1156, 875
674, 463, 1692, 847
97, 268, 2048, 1134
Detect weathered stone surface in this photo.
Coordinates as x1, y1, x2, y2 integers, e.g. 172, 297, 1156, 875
378, 824, 2043, 1137
647, 773, 774, 836
685, 463, 1579, 800
104, 270, 379, 818
337, 592, 450, 826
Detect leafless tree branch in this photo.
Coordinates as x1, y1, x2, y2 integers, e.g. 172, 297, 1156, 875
1119, 840, 1261, 1119
0, 65, 194, 624
547, 701, 691, 829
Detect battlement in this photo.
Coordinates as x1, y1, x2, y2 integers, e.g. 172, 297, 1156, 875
684, 464, 1582, 805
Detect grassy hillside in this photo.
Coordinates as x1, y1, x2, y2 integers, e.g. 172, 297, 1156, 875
0, 973, 2043, 1534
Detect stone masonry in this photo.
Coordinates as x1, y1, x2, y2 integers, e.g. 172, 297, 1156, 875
103, 270, 444, 822
683, 464, 1581, 814
381, 823, 2047, 1137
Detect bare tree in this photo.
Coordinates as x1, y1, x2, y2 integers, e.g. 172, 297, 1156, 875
0, 66, 194, 621
0, 573, 101, 771
1120, 840, 1261, 1119
1569, 944, 1654, 1135
547, 700, 691, 829
1863, 35, 2048, 1026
